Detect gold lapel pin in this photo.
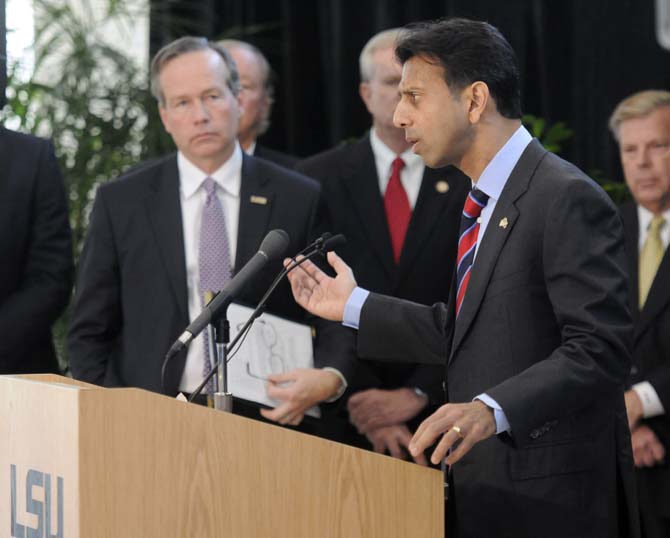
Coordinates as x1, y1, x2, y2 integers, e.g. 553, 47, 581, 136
250, 195, 268, 205
435, 180, 449, 194
499, 217, 509, 229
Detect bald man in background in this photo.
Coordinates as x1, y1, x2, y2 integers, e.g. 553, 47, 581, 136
219, 39, 297, 169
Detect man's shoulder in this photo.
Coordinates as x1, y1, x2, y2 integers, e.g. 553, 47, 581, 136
98, 154, 176, 196
254, 144, 298, 169
244, 153, 320, 194
296, 136, 370, 179
0, 127, 51, 153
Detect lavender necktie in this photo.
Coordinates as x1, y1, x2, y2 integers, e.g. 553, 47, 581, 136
199, 177, 232, 393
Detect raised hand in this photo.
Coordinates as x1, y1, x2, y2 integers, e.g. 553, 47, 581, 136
285, 251, 357, 321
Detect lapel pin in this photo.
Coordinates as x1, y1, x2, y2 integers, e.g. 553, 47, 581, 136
250, 195, 268, 205
435, 180, 449, 194
499, 217, 509, 229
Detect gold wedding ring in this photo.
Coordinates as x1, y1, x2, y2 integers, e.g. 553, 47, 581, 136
451, 425, 463, 437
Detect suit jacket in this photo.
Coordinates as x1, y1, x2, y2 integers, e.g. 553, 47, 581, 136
0, 128, 72, 374
254, 143, 298, 169
297, 135, 469, 404
357, 140, 638, 537
67, 153, 320, 396
621, 201, 670, 524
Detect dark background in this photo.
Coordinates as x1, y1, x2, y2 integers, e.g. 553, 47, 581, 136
3, 0, 670, 182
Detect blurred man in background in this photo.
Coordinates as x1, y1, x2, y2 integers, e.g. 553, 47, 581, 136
219, 39, 297, 168
611, 89, 670, 538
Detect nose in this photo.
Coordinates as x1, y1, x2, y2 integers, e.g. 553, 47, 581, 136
393, 100, 409, 128
192, 98, 211, 123
635, 147, 651, 168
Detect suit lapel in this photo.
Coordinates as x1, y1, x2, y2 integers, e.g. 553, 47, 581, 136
236, 154, 273, 270
637, 246, 670, 341
341, 137, 396, 278
145, 156, 189, 323
621, 202, 641, 325
621, 202, 670, 341
449, 140, 545, 361
395, 166, 459, 286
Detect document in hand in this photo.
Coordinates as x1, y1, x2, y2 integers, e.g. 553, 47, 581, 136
226, 303, 320, 417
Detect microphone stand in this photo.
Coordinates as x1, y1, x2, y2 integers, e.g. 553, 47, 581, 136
212, 316, 232, 412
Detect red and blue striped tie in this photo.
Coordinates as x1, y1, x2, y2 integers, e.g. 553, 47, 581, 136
455, 188, 489, 317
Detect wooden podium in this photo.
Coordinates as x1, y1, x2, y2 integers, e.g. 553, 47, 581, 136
0, 374, 443, 537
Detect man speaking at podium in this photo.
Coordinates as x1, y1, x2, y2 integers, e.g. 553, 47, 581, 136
285, 18, 639, 538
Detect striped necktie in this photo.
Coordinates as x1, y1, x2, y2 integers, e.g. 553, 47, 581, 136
455, 188, 489, 317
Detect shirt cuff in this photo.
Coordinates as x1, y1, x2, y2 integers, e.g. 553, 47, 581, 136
342, 287, 370, 329
475, 393, 511, 434
632, 381, 666, 418
322, 367, 348, 402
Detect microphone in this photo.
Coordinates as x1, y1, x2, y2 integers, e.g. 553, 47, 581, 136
320, 233, 346, 253
164, 229, 289, 362
186, 233, 347, 401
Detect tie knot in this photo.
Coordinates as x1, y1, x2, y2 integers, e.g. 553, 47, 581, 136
392, 157, 405, 174
649, 214, 666, 234
202, 177, 217, 197
463, 188, 489, 219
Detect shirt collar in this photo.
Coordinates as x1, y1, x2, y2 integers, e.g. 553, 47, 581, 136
245, 140, 257, 156
369, 127, 423, 171
638, 204, 670, 234
179, 142, 243, 199
475, 125, 533, 201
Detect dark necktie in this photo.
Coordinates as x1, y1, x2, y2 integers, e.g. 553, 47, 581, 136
384, 157, 410, 263
455, 188, 489, 317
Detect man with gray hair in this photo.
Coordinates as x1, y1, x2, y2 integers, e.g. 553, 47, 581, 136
260, 28, 468, 462
67, 37, 335, 417
219, 39, 297, 168
610, 89, 670, 538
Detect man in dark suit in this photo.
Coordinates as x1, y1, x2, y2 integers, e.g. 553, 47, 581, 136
0, 128, 72, 374
67, 37, 342, 407
261, 28, 468, 462
610, 90, 670, 538
285, 18, 638, 538
219, 39, 297, 169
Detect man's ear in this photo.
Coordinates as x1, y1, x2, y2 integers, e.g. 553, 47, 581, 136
465, 81, 490, 124
158, 104, 171, 134
359, 82, 373, 114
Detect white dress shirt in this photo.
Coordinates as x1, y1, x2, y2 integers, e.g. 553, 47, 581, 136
178, 145, 243, 393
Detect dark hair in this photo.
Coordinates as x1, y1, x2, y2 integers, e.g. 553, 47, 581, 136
150, 36, 240, 105
396, 18, 522, 119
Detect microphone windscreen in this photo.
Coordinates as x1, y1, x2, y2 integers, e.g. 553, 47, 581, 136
322, 233, 347, 251
259, 229, 290, 260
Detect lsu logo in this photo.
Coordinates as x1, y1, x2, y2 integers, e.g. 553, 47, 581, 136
10, 465, 63, 538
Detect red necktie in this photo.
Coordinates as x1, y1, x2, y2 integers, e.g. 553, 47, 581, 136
384, 157, 410, 263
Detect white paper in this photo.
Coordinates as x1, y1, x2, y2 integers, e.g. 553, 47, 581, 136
224, 303, 320, 418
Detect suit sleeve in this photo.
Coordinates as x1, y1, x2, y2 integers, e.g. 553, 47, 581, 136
358, 293, 451, 367
0, 140, 72, 369
486, 179, 633, 444
67, 188, 122, 384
